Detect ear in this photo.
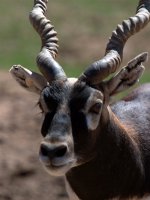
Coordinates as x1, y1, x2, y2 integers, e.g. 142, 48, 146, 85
105, 52, 148, 96
9, 65, 48, 94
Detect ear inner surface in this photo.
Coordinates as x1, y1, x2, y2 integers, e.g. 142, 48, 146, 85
10, 65, 48, 94
105, 52, 148, 96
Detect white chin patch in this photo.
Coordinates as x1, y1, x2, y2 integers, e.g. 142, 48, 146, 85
43, 163, 73, 177
40, 155, 77, 176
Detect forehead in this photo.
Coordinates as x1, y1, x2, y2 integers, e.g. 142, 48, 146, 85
41, 81, 69, 102
40, 79, 103, 106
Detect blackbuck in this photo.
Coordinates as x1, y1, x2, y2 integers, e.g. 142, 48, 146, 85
10, 0, 150, 199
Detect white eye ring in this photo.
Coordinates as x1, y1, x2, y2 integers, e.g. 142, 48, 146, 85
86, 100, 103, 131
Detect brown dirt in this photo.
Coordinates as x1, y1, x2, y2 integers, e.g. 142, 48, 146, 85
0, 71, 68, 200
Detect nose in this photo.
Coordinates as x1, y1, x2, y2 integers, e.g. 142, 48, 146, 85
40, 143, 68, 159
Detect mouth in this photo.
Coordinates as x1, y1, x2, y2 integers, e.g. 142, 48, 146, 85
39, 154, 76, 176
45, 158, 75, 168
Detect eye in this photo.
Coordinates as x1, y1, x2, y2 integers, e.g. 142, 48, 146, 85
38, 100, 49, 114
37, 101, 44, 113
89, 101, 102, 114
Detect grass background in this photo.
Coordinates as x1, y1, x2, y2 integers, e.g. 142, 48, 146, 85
0, 0, 150, 82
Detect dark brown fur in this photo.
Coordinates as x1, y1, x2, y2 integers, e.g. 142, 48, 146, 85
65, 83, 150, 199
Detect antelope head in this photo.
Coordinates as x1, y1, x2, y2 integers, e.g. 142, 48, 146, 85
10, 0, 150, 176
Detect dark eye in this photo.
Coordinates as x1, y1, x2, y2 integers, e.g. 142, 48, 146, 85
38, 100, 50, 114
38, 101, 44, 113
89, 102, 102, 114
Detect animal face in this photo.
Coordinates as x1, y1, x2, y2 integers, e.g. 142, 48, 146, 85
38, 79, 104, 176
10, 0, 149, 177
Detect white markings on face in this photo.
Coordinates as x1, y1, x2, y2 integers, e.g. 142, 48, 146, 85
67, 78, 78, 85
86, 99, 103, 130
82, 90, 103, 131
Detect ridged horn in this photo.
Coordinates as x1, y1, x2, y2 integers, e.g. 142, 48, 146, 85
29, 0, 67, 83
79, 0, 150, 85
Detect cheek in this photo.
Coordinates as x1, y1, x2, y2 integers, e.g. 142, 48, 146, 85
71, 112, 89, 150
71, 112, 98, 163
71, 111, 88, 133
71, 113, 96, 160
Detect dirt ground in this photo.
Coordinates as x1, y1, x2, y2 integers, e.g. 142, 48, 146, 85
0, 71, 68, 200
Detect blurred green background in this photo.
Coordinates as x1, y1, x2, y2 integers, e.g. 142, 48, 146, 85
0, 0, 150, 82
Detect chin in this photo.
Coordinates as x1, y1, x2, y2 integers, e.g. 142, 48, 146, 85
42, 162, 74, 176
39, 154, 77, 176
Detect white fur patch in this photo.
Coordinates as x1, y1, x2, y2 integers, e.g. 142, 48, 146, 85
82, 91, 103, 131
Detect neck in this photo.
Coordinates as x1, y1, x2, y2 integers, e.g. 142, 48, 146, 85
66, 108, 145, 200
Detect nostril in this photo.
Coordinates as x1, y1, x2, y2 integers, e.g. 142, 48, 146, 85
40, 144, 49, 157
55, 145, 67, 158
40, 144, 68, 159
